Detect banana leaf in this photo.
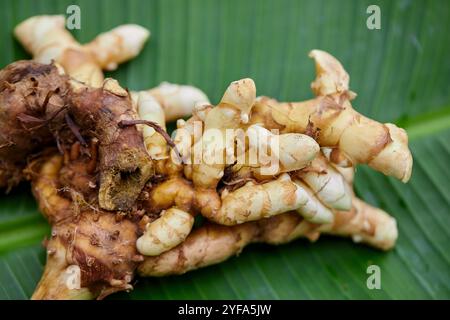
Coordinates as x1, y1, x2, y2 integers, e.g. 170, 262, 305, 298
0, 0, 449, 299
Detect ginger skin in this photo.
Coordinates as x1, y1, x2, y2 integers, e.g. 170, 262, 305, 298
9, 17, 155, 209
0, 45, 410, 300
139, 198, 397, 277
30, 151, 397, 299
15, 15, 150, 87
145, 82, 210, 122
136, 208, 194, 256
31, 155, 142, 300
0, 62, 65, 190
0, 61, 152, 210
131, 91, 197, 256
168, 79, 325, 226
249, 50, 412, 182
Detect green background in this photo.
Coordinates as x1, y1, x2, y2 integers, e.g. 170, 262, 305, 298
0, 0, 449, 299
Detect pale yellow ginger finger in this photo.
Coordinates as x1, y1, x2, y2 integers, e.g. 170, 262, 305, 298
228, 147, 350, 218
192, 78, 256, 190
136, 208, 194, 256
217, 174, 306, 224
220, 79, 256, 123
295, 153, 352, 210
136, 174, 196, 256
251, 95, 412, 182
173, 119, 195, 164
170, 119, 195, 176
196, 173, 333, 225
159, 110, 207, 177
132, 90, 201, 176
15, 15, 79, 64
14, 15, 102, 86
336, 166, 355, 186
321, 147, 352, 168
15, 15, 149, 87
318, 198, 397, 250
139, 197, 397, 276
133, 91, 168, 161
144, 177, 195, 214
321, 148, 355, 185
310, 49, 412, 181
309, 49, 350, 97
232, 124, 319, 178
147, 82, 210, 122
31, 155, 71, 224
291, 180, 334, 224
228, 136, 349, 218
138, 223, 260, 276
249, 50, 412, 182
84, 24, 150, 71
131, 91, 197, 258
275, 134, 319, 172
133, 85, 209, 168
365, 123, 413, 182
262, 197, 397, 251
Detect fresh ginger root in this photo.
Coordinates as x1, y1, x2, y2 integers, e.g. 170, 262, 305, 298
131, 79, 325, 255
138, 197, 397, 277
30, 154, 142, 299
131, 56, 410, 257
194, 173, 333, 225
0, 41, 410, 299
190, 78, 259, 190
176, 79, 324, 225
4, 16, 151, 196
26, 79, 401, 298
136, 208, 194, 256
148, 78, 356, 227
28, 140, 396, 299
231, 124, 321, 178
249, 50, 413, 182
15, 15, 205, 121
129, 75, 370, 258
132, 92, 169, 160
27, 111, 400, 300
15, 15, 149, 87
130, 91, 197, 256
144, 82, 210, 122
0, 61, 153, 210
292, 153, 352, 210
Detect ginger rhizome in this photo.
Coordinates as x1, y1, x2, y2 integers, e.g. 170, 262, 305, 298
0, 27, 413, 301
132, 42, 412, 256
250, 50, 413, 182
180, 80, 325, 226
0, 61, 153, 210
2, 14, 151, 195
132, 50, 409, 264
20, 75, 208, 298
139, 199, 397, 277
28, 142, 397, 299
27, 130, 395, 299
144, 82, 210, 122
15, 15, 207, 121
15, 15, 150, 87
31, 154, 142, 299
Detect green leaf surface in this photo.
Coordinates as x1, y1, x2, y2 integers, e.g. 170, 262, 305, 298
0, 0, 449, 299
